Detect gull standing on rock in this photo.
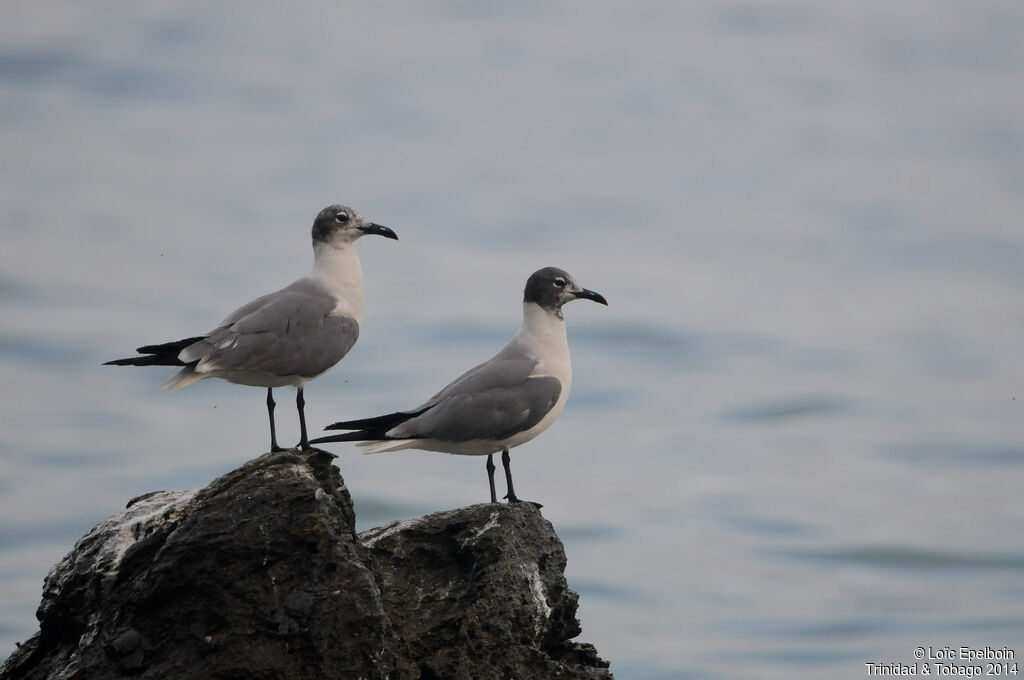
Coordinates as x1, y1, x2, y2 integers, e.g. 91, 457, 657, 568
105, 204, 398, 451
311, 267, 607, 503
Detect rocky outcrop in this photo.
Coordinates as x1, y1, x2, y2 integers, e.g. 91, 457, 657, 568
363, 504, 611, 680
0, 449, 613, 680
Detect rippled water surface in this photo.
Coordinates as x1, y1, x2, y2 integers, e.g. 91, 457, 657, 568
3, 3, 1024, 677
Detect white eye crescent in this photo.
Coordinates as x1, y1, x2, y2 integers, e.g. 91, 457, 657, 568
334, 212, 349, 223
554, 278, 567, 288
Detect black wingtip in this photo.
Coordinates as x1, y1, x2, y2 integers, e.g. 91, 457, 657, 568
103, 356, 150, 366
324, 408, 425, 432
309, 427, 392, 446
103, 337, 205, 367
308, 433, 355, 446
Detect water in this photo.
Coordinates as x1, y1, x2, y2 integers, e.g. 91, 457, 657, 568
3, 2, 1024, 677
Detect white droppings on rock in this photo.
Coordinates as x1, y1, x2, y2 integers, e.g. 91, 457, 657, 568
474, 510, 501, 538
36, 488, 198, 632
360, 517, 424, 548
75, 489, 197, 578
524, 562, 552, 635
456, 510, 502, 549
110, 490, 196, 569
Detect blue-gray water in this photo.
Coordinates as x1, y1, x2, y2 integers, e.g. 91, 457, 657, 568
2, 3, 1023, 678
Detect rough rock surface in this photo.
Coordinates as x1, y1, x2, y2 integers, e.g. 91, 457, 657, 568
363, 504, 612, 680
1, 449, 613, 680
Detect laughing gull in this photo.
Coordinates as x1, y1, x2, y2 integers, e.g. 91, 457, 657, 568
310, 267, 607, 503
105, 204, 397, 451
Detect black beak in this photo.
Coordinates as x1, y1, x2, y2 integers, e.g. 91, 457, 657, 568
574, 288, 608, 305
359, 223, 398, 240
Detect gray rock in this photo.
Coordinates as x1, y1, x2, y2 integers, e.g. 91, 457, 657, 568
362, 504, 613, 680
1, 450, 612, 680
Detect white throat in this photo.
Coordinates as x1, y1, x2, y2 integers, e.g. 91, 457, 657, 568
513, 302, 570, 373
310, 241, 364, 323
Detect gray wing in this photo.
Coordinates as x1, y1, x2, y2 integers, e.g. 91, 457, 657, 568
418, 341, 539, 407
181, 279, 359, 379
389, 353, 562, 442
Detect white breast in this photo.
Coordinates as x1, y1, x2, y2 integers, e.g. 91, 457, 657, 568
310, 241, 365, 324
502, 302, 573, 450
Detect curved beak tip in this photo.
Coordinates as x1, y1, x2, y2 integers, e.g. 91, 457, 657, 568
362, 223, 399, 240
577, 288, 608, 306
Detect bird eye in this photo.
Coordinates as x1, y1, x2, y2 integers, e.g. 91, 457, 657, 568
554, 278, 567, 288
334, 212, 349, 223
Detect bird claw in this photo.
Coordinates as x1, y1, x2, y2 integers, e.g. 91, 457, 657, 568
503, 493, 542, 509
300, 445, 337, 461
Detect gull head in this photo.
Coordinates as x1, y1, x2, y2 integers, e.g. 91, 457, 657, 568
312, 204, 398, 247
523, 267, 607, 317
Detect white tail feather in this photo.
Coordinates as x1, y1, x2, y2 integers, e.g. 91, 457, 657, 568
360, 439, 416, 454
159, 369, 205, 393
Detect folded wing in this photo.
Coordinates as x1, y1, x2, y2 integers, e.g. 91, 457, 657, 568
181, 279, 359, 380
321, 352, 561, 444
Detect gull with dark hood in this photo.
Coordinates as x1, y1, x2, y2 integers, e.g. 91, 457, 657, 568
311, 266, 607, 504
105, 203, 398, 451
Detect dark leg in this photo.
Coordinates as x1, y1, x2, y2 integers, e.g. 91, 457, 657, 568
294, 388, 333, 459
297, 387, 310, 450
502, 449, 542, 508
501, 448, 521, 503
267, 388, 284, 452
486, 454, 497, 503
